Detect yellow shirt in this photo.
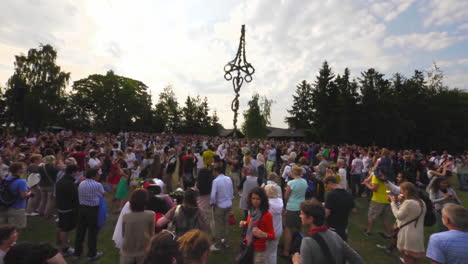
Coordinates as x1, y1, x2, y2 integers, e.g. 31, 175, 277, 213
371, 174, 390, 204
202, 150, 214, 168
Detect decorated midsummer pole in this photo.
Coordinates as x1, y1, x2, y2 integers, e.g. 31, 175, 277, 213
223, 25, 255, 138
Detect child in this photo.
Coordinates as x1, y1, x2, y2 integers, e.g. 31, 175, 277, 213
115, 167, 129, 213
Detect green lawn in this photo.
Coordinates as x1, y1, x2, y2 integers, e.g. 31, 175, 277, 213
20, 176, 468, 264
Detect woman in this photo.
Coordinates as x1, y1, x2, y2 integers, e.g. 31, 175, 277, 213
196, 168, 213, 230
264, 184, 283, 264
0, 225, 18, 264
157, 189, 208, 237
120, 189, 155, 264
239, 166, 260, 220
256, 148, 266, 186
389, 182, 426, 264
178, 229, 211, 264
428, 177, 461, 231
143, 231, 181, 264
38, 155, 58, 218
239, 187, 275, 264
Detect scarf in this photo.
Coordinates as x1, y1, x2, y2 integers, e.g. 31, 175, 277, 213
246, 208, 263, 244
307, 225, 328, 235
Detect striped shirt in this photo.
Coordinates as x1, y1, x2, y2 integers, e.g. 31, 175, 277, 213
78, 179, 104, 206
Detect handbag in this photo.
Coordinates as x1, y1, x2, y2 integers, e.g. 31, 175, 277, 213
235, 238, 255, 264
236, 212, 264, 264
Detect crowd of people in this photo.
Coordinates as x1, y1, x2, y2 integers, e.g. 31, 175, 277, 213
0, 131, 467, 264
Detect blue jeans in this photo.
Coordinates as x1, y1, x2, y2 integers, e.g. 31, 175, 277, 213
457, 173, 468, 191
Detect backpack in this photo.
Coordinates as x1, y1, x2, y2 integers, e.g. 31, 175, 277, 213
302, 166, 316, 197
418, 191, 436, 227
0, 177, 20, 209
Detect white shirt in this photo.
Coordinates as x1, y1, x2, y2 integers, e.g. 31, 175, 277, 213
362, 156, 370, 172
88, 158, 102, 175
338, 168, 348, 190
351, 158, 363, 174
194, 153, 204, 169
210, 174, 234, 208
125, 152, 137, 169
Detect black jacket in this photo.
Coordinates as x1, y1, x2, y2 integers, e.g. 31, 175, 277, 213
55, 175, 79, 211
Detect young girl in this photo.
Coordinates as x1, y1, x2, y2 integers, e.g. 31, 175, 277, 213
115, 166, 129, 213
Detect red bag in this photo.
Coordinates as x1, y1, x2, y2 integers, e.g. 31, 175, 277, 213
229, 212, 236, 226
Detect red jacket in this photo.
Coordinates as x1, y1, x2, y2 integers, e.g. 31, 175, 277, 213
245, 211, 275, 251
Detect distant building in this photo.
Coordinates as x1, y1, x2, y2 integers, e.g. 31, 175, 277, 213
266, 126, 306, 140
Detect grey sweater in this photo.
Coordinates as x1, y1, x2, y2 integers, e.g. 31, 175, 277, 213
300, 230, 363, 264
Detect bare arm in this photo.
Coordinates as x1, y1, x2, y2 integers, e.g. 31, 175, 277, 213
284, 185, 291, 202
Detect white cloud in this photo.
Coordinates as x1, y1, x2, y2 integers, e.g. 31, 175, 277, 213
420, 0, 468, 27
437, 58, 468, 68
459, 23, 468, 31
384, 32, 468, 51
0, 0, 467, 129
369, 0, 415, 21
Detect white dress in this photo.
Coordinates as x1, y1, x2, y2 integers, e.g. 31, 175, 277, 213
112, 201, 131, 249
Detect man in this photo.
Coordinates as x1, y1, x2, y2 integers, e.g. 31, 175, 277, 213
209, 166, 234, 251
313, 153, 328, 201
426, 203, 468, 264
266, 144, 277, 175
0, 163, 31, 229
25, 154, 42, 216
363, 171, 393, 238
202, 145, 215, 168
73, 169, 104, 261
55, 164, 80, 256
181, 149, 196, 189
87, 151, 102, 178
324, 175, 355, 241
282, 165, 308, 257
292, 199, 363, 264
70, 145, 87, 183
165, 148, 177, 193
350, 152, 363, 197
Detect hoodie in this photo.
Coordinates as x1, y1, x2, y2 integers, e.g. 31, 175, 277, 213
268, 197, 284, 237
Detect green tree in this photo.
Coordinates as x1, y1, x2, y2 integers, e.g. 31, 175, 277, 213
286, 80, 314, 129
311, 61, 335, 140
242, 93, 272, 139
4, 44, 70, 131
154, 85, 181, 133
71, 70, 153, 132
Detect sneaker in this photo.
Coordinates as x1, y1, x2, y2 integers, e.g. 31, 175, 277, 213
376, 244, 391, 254
221, 239, 230, 249
363, 230, 372, 237
88, 252, 103, 261
62, 247, 75, 257
210, 244, 221, 252
26, 212, 40, 216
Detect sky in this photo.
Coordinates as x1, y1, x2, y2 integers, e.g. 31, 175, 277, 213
1, 0, 467, 129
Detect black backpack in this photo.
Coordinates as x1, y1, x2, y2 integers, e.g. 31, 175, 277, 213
0, 177, 20, 209
418, 190, 436, 226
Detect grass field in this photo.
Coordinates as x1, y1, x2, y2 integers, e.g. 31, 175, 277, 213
20, 175, 468, 264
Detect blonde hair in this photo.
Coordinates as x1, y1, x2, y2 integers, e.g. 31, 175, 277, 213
291, 165, 303, 178
264, 184, 280, 198
178, 230, 211, 261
